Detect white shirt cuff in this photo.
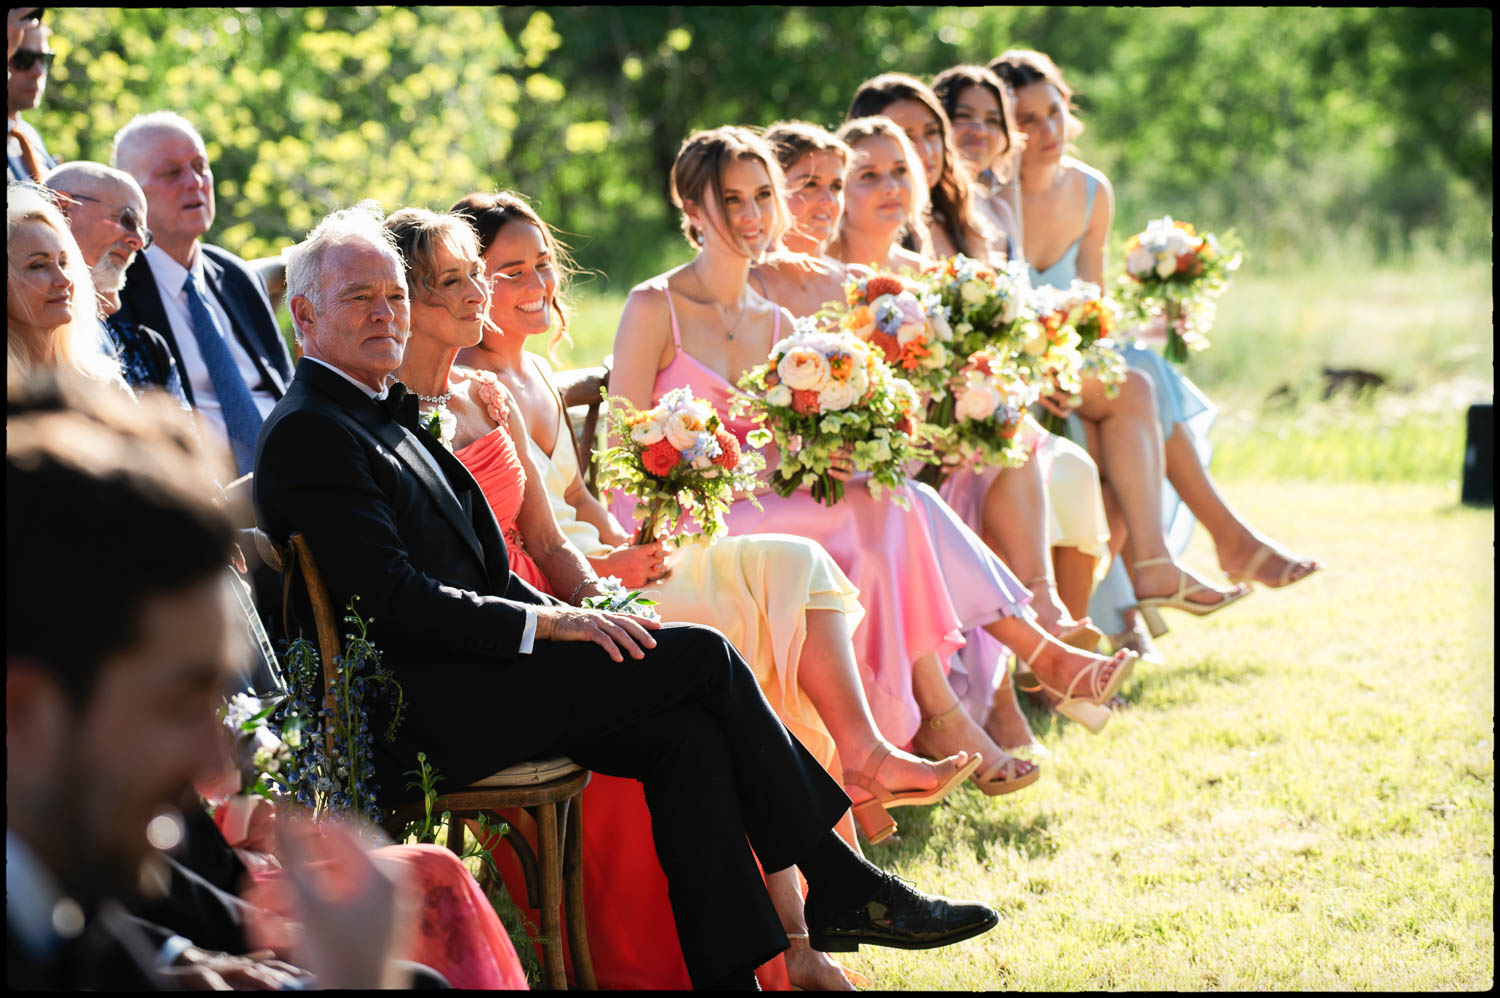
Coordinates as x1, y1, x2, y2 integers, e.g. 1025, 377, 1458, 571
157, 933, 195, 968
518, 605, 537, 654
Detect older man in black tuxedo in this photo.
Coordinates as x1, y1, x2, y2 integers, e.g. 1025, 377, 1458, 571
252, 204, 998, 989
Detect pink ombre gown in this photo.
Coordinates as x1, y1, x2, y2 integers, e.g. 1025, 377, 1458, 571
611, 285, 1033, 746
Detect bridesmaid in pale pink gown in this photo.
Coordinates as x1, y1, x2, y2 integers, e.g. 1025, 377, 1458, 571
610, 127, 1137, 787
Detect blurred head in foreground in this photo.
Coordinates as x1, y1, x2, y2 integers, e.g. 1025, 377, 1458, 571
7, 368, 237, 914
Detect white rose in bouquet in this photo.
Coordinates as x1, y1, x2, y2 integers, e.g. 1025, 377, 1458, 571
818, 379, 858, 411
777, 346, 832, 391
630, 414, 667, 445
665, 408, 710, 451
960, 279, 989, 305
955, 383, 1001, 422
765, 383, 794, 407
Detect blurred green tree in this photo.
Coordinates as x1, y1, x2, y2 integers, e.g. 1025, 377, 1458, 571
35, 6, 1491, 286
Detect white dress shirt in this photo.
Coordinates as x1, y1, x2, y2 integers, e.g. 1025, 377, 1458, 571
143, 244, 280, 446
301, 356, 538, 653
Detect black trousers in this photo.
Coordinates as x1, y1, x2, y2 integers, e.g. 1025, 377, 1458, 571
379, 622, 852, 985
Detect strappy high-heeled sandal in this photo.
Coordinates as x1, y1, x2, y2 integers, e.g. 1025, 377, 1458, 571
911, 703, 1038, 795
1024, 576, 1105, 652
1225, 543, 1321, 589
1130, 557, 1252, 636
1013, 636, 1136, 735
844, 743, 983, 844
1108, 614, 1165, 666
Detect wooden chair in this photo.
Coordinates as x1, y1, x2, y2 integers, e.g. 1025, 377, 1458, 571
552, 360, 610, 495
253, 529, 597, 990
249, 255, 288, 316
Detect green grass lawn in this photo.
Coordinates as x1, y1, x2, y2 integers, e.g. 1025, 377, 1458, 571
840, 473, 1493, 989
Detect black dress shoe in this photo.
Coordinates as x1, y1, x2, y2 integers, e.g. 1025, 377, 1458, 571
803, 874, 999, 953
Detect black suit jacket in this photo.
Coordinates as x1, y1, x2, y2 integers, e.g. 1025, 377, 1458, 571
116, 244, 294, 408
253, 359, 567, 794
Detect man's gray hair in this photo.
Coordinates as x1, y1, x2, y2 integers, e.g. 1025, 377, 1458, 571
284, 200, 403, 341
110, 111, 205, 180
42, 161, 144, 200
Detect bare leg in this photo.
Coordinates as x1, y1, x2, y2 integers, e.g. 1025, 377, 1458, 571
981, 462, 1074, 634
982, 667, 1039, 752
1163, 425, 1320, 586
768, 868, 856, 991
911, 652, 1011, 764
1052, 546, 1097, 623
798, 609, 968, 804
1077, 372, 1240, 605
982, 614, 1130, 702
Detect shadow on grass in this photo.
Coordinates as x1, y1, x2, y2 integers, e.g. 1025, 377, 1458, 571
867, 796, 1059, 864
1119, 655, 1268, 709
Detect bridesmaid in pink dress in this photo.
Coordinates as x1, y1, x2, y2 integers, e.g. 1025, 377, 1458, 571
609, 127, 1136, 787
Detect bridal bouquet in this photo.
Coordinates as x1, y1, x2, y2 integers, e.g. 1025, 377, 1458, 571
1028, 280, 1129, 434
1117, 215, 1243, 363
736, 318, 929, 507
596, 388, 764, 545
218, 692, 297, 801
926, 344, 1037, 473
920, 254, 1034, 362
828, 273, 952, 396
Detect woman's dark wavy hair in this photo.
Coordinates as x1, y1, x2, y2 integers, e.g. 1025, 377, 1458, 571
847, 72, 989, 259
449, 190, 577, 355
931, 64, 1015, 175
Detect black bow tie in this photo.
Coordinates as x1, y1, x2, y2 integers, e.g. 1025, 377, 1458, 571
378, 381, 421, 431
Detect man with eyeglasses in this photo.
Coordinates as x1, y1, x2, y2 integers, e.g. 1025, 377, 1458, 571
44, 161, 189, 406
111, 111, 293, 479
7, 15, 55, 182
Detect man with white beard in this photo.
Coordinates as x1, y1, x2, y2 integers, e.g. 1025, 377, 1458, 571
43, 161, 188, 406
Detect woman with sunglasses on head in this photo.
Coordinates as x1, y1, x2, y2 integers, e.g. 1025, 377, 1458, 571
613, 127, 1136, 783
992, 48, 1319, 609
445, 191, 983, 990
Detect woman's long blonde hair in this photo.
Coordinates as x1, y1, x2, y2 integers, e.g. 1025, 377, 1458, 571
6, 184, 122, 386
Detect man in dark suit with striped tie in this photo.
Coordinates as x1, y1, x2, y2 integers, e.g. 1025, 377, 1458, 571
111, 111, 294, 477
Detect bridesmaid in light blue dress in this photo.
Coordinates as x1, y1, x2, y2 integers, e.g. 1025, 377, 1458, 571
993, 49, 1320, 645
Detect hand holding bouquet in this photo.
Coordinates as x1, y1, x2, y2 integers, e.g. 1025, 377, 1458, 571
596, 388, 764, 545
736, 318, 930, 507
1118, 215, 1243, 363
1027, 280, 1129, 434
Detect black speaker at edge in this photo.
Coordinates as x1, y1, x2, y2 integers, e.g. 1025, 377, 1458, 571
1461, 403, 1494, 506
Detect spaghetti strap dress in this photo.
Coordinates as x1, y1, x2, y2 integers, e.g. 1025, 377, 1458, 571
1030, 172, 1218, 635
613, 284, 1034, 743
452, 365, 808, 990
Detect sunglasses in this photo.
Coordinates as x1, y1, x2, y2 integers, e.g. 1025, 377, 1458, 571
64, 193, 154, 250
9, 49, 55, 73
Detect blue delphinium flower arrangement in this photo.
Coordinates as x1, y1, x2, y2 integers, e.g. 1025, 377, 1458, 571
275, 596, 404, 824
